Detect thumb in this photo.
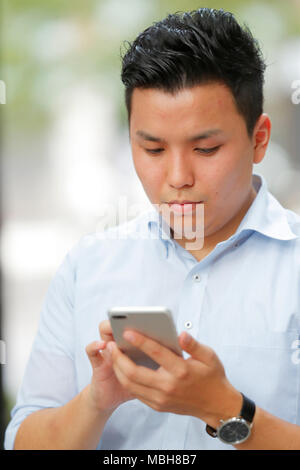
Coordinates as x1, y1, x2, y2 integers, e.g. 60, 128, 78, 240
179, 332, 216, 366
85, 340, 106, 369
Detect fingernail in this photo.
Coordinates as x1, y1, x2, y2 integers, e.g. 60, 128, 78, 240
183, 332, 192, 344
123, 331, 136, 343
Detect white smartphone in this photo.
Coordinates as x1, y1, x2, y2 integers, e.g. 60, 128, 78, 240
107, 306, 182, 370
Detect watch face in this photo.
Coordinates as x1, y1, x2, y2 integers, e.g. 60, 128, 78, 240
218, 418, 251, 445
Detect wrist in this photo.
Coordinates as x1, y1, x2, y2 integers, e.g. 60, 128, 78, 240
206, 389, 256, 446
82, 384, 116, 418
206, 385, 243, 429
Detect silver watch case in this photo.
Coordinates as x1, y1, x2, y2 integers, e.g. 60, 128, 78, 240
217, 417, 252, 445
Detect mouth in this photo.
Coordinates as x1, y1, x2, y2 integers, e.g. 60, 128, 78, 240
165, 201, 204, 215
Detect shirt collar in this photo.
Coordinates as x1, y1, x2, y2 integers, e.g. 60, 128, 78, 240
235, 173, 298, 241
145, 172, 299, 259
146, 207, 174, 259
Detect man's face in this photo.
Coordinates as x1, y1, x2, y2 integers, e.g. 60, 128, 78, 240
129, 82, 262, 242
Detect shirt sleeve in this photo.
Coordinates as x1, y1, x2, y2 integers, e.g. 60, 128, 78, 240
4, 240, 81, 450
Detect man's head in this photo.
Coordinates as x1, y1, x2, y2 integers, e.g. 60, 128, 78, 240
120, 8, 271, 247
121, 7, 266, 138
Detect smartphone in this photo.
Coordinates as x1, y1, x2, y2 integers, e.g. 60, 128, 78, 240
107, 306, 182, 370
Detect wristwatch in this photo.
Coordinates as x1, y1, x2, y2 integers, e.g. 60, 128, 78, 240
206, 393, 256, 445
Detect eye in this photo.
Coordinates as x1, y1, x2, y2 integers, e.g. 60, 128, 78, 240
144, 148, 164, 155
144, 145, 221, 155
194, 146, 221, 155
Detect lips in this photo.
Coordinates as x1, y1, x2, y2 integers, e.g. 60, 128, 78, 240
166, 201, 204, 215
167, 200, 203, 204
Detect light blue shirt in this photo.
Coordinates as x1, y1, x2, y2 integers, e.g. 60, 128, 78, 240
4, 172, 300, 450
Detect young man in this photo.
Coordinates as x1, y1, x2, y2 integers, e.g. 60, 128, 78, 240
5, 8, 300, 450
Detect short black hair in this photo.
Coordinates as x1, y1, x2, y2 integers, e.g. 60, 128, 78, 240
120, 7, 266, 137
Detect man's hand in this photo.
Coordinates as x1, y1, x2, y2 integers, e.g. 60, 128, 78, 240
106, 329, 242, 427
85, 320, 135, 414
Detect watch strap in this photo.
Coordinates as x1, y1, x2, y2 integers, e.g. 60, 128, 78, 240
205, 392, 255, 438
240, 392, 255, 423
206, 423, 218, 438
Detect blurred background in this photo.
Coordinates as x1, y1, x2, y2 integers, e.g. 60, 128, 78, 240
1, 0, 300, 448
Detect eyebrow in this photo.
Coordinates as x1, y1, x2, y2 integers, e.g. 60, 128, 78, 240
135, 129, 223, 143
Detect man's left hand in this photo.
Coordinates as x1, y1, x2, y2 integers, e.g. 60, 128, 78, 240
106, 330, 241, 427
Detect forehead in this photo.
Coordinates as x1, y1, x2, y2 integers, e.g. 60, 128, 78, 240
129, 82, 241, 135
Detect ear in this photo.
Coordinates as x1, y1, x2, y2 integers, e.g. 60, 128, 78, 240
252, 113, 272, 164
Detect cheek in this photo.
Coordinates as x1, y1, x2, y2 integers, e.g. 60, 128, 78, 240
132, 152, 148, 186
133, 153, 163, 196
142, 172, 163, 198
200, 148, 247, 202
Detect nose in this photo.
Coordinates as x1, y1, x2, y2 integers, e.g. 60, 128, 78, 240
166, 152, 194, 189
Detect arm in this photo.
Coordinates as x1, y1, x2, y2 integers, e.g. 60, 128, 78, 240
235, 406, 300, 450
14, 384, 114, 450
106, 329, 300, 450
13, 329, 134, 450
205, 387, 300, 450
6, 239, 133, 450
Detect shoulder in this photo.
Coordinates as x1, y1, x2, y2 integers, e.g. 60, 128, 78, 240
285, 207, 300, 238
67, 210, 153, 263
282, 208, 300, 270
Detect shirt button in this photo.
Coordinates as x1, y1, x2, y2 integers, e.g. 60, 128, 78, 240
185, 321, 192, 329
193, 274, 201, 282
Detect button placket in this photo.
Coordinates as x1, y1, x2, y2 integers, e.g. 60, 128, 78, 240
176, 269, 208, 360
183, 274, 202, 332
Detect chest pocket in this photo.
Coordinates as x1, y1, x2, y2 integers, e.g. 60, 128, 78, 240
219, 329, 300, 425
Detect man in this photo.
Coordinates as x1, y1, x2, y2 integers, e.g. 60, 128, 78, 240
5, 8, 300, 450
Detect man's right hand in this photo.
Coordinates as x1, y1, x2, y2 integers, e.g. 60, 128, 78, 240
85, 320, 135, 413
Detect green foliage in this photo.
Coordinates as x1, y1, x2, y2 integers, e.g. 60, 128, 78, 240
1, 0, 300, 131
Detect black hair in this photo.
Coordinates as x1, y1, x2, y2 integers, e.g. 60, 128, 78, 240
120, 7, 266, 137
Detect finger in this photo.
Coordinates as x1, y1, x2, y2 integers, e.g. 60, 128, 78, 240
85, 340, 106, 369
179, 332, 217, 366
121, 329, 185, 376
99, 320, 114, 342
107, 340, 170, 390
112, 359, 164, 407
